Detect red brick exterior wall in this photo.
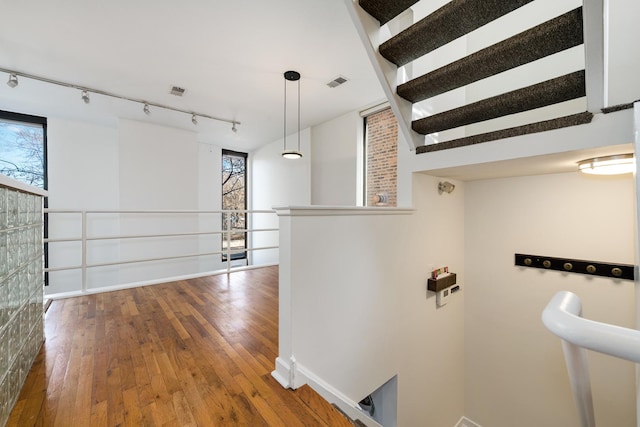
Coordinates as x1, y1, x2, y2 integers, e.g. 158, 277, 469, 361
366, 107, 398, 206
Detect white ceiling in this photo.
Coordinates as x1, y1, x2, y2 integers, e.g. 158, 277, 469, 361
0, 0, 384, 152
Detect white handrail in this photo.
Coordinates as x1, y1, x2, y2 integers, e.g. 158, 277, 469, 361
542, 291, 640, 363
44, 208, 279, 291
542, 291, 640, 427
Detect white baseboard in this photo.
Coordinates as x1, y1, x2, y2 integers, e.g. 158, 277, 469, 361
272, 359, 481, 427
286, 362, 384, 427
455, 416, 482, 427
271, 357, 294, 389
45, 263, 278, 300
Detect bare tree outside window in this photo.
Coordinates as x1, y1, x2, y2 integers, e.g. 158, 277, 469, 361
222, 150, 247, 260
0, 120, 46, 188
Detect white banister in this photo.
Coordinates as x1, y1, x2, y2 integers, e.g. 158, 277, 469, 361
43, 208, 279, 291
542, 291, 640, 427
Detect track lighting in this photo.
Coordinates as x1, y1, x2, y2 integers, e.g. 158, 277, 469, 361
1, 67, 240, 128
6, 73, 18, 88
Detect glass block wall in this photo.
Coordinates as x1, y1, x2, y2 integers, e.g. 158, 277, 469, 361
0, 184, 45, 425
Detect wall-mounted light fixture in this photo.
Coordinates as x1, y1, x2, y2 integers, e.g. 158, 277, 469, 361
6, 73, 18, 88
81, 90, 90, 104
143, 102, 151, 115
578, 153, 635, 175
438, 181, 455, 194
282, 70, 303, 159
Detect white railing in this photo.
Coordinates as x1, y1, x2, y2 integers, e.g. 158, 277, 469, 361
542, 291, 640, 427
44, 209, 278, 292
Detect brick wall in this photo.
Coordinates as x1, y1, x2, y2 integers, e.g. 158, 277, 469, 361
366, 107, 398, 206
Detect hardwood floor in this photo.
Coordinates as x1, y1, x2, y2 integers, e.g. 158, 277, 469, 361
7, 267, 354, 426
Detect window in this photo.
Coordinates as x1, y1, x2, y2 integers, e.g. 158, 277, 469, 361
0, 110, 48, 285
0, 110, 47, 189
363, 107, 398, 206
221, 150, 247, 261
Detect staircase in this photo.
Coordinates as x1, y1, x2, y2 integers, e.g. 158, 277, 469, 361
294, 385, 370, 426
346, 0, 604, 153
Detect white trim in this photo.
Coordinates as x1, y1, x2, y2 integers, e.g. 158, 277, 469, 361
295, 363, 384, 427
360, 101, 391, 118
455, 416, 483, 427
44, 263, 278, 299
632, 101, 639, 427
271, 357, 293, 389
343, 0, 423, 150
583, 0, 606, 111
0, 173, 48, 196
273, 205, 414, 217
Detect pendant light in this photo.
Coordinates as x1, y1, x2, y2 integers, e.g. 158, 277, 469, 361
282, 70, 303, 159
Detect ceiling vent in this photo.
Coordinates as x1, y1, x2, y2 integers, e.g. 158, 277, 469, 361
327, 75, 348, 88
170, 86, 186, 96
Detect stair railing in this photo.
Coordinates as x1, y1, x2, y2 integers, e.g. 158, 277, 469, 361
542, 291, 640, 427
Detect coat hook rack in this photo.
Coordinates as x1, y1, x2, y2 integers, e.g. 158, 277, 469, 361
515, 253, 634, 281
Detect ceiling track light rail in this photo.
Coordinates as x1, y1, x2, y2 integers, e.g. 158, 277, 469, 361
1, 67, 240, 130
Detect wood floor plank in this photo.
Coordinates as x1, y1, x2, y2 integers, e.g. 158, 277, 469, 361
7, 267, 359, 427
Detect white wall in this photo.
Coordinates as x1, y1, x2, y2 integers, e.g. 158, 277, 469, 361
197, 142, 225, 273
606, 0, 640, 106
46, 118, 120, 294
310, 110, 361, 205
464, 171, 636, 427
251, 129, 311, 266
44, 117, 246, 295
276, 173, 465, 426
116, 119, 200, 284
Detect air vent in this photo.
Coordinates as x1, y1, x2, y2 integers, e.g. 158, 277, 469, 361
327, 76, 348, 88
170, 86, 186, 96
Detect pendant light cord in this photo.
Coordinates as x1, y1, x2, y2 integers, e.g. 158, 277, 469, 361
297, 78, 301, 152
283, 77, 287, 152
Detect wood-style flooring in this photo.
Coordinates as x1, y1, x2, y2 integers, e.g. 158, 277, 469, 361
7, 267, 354, 426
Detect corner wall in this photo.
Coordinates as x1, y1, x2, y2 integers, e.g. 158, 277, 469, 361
310, 111, 360, 206
464, 171, 636, 426
276, 173, 465, 426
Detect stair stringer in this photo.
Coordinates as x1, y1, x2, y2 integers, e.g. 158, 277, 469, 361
343, 0, 424, 151
583, 0, 605, 112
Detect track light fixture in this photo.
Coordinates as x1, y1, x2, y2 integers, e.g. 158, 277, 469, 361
6, 73, 18, 88
143, 102, 150, 115
191, 114, 198, 125
1, 68, 240, 129
282, 70, 303, 159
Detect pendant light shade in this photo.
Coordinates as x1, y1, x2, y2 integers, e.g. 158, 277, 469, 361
282, 70, 303, 159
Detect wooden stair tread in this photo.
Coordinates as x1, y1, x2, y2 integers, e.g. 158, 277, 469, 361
412, 70, 586, 135
358, 0, 420, 25
398, 7, 584, 103
295, 385, 360, 427
380, 0, 534, 67
416, 112, 594, 153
